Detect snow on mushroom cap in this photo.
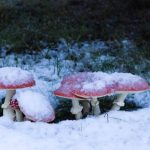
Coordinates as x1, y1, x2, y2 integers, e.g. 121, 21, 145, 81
73, 72, 115, 98
54, 72, 90, 99
112, 72, 150, 92
0, 67, 35, 89
55, 71, 150, 99
55, 72, 116, 98
15, 91, 55, 122
82, 80, 106, 91
54, 79, 86, 99
80, 72, 108, 91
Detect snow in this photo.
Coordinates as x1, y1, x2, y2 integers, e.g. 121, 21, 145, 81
65, 72, 149, 97
0, 40, 150, 150
0, 67, 34, 88
81, 72, 109, 91
112, 72, 144, 85
0, 109, 150, 150
111, 72, 150, 91
82, 80, 106, 91
14, 91, 55, 122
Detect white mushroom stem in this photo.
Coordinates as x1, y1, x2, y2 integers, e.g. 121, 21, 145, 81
2, 90, 16, 108
3, 107, 15, 120
91, 98, 101, 116
81, 100, 90, 116
111, 93, 128, 110
15, 109, 24, 121
1, 90, 16, 119
70, 99, 83, 120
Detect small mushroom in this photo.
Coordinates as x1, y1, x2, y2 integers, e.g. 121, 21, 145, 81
10, 98, 23, 121
54, 73, 93, 119
54, 82, 84, 120
111, 73, 150, 110
15, 91, 55, 123
0, 67, 35, 120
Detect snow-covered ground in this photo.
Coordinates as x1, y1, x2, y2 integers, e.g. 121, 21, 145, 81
0, 109, 150, 150
0, 40, 150, 150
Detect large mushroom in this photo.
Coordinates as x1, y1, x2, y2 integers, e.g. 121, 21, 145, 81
54, 72, 115, 118
0, 67, 35, 120
54, 73, 90, 119
111, 73, 150, 110
73, 72, 115, 116
55, 72, 150, 118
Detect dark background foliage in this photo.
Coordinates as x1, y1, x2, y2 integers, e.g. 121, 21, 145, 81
0, 0, 150, 52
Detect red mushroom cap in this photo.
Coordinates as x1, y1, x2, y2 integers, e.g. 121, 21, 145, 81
54, 72, 91, 99
112, 73, 150, 93
72, 72, 115, 98
55, 72, 150, 99
0, 67, 35, 89
55, 72, 116, 99
54, 72, 101, 99
10, 99, 19, 109
54, 81, 85, 99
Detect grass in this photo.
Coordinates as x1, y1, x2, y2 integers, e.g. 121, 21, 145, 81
0, 0, 149, 52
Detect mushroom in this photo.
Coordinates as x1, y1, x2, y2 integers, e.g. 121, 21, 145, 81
72, 72, 115, 116
54, 72, 92, 119
73, 80, 113, 116
55, 72, 150, 117
0, 67, 35, 120
10, 98, 23, 121
111, 73, 150, 110
54, 82, 84, 120
55, 72, 115, 118
15, 91, 55, 123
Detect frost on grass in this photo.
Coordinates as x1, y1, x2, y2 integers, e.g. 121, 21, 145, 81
0, 40, 149, 107
14, 91, 55, 122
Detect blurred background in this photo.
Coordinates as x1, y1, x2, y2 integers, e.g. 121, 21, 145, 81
0, 0, 149, 52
